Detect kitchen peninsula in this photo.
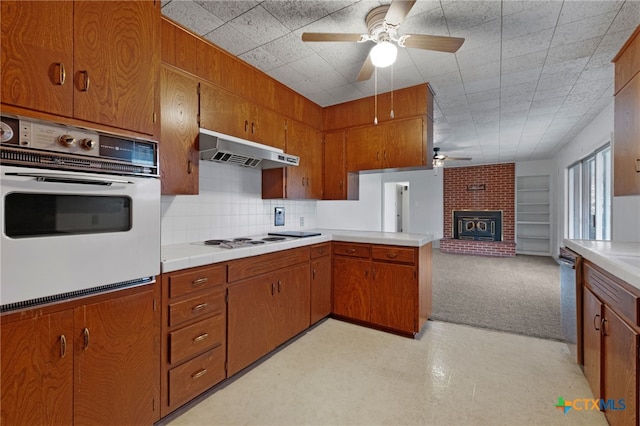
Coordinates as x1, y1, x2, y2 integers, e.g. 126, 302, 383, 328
159, 230, 435, 417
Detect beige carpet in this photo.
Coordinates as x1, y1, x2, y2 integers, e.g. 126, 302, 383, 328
431, 249, 563, 340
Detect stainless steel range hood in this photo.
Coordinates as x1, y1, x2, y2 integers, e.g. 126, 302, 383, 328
199, 128, 299, 169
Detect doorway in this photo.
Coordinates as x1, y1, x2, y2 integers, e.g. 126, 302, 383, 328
383, 182, 409, 232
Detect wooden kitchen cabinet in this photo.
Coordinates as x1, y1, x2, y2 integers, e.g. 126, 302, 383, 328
74, 287, 159, 425
262, 120, 323, 199
346, 117, 427, 172
1, 0, 159, 136
581, 261, 639, 426
323, 130, 347, 199
227, 247, 311, 376
1, 310, 74, 425
160, 66, 200, 195
200, 82, 286, 150
161, 264, 227, 417
613, 26, 640, 196
332, 242, 432, 336
310, 243, 332, 324
0, 283, 160, 425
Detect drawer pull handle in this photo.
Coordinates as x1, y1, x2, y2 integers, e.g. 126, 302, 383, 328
278, 280, 282, 293
83, 328, 90, 350
193, 333, 209, 343
318, 249, 325, 254
601, 318, 608, 337
60, 335, 67, 358
346, 248, 356, 254
80, 70, 90, 91
593, 314, 600, 331
192, 277, 208, 287
386, 252, 398, 258
191, 368, 207, 379
192, 303, 208, 312
56, 63, 66, 85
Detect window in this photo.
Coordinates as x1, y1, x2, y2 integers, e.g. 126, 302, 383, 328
567, 144, 611, 240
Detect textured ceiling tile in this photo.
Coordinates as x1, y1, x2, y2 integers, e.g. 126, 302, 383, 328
239, 48, 284, 71
464, 76, 500, 94
324, 83, 365, 103
194, 1, 259, 22
442, 1, 502, 32
410, 51, 460, 79
500, 68, 542, 88
610, 1, 640, 31
557, 1, 624, 25
467, 88, 500, 104
261, 0, 348, 31
288, 53, 334, 77
204, 23, 258, 55
261, 33, 315, 64
546, 38, 600, 65
446, 17, 501, 52
229, 5, 290, 45
550, 10, 619, 48
162, 0, 224, 35
456, 43, 501, 68
460, 61, 501, 83
266, 64, 308, 85
502, 29, 553, 59
502, 1, 562, 41
501, 50, 547, 74
307, 68, 350, 89
398, 3, 450, 37
325, 0, 380, 33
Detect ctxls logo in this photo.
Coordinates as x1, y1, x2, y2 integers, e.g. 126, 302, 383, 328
555, 396, 626, 414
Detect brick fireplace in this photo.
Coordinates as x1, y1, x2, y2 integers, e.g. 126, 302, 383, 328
440, 163, 516, 257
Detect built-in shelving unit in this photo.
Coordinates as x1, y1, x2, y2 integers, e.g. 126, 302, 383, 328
516, 175, 551, 255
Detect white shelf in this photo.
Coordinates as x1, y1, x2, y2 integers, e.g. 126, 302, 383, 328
516, 175, 551, 256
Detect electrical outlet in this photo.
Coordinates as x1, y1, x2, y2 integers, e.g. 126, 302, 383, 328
299, 216, 304, 227
274, 207, 285, 226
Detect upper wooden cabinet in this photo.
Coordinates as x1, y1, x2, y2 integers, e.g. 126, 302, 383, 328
324, 130, 347, 200
1, 1, 159, 136
346, 117, 427, 172
200, 82, 285, 150
262, 120, 322, 199
160, 66, 200, 195
613, 25, 640, 196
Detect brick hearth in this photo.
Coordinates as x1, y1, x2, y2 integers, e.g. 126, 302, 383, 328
441, 163, 516, 257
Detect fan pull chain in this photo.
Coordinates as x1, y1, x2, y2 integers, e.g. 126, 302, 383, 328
390, 64, 395, 119
374, 67, 378, 125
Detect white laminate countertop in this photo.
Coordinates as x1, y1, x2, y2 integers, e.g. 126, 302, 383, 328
564, 239, 640, 290
161, 229, 437, 273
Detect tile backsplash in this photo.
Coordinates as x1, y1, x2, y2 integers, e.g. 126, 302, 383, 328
161, 161, 317, 246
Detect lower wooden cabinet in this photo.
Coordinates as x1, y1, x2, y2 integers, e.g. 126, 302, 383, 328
581, 261, 639, 426
332, 242, 432, 336
161, 264, 227, 417
310, 243, 331, 324
0, 284, 160, 425
227, 263, 310, 376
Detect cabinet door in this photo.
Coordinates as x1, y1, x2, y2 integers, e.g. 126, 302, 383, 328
333, 257, 370, 322
283, 121, 307, 199
613, 72, 640, 196
305, 127, 323, 199
276, 264, 311, 344
602, 305, 638, 426
371, 262, 417, 332
1, 1, 74, 117
346, 125, 382, 172
323, 131, 346, 200
200, 83, 250, 139
74, 287, 158, 425
160, 67, 200, 195
227, 274, 278, 376
73, 1, 158, 135
583, 287, 603, 400
1, 310, 74, 425
385, 118, 425, 168
253, 106, 286, 150
311, 256, 332, 324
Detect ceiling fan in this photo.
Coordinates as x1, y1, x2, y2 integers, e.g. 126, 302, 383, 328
433, 147, 472, 168
301, 0, 465, 81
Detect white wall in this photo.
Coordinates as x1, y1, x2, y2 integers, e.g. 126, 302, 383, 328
552, 100, 640, 249
316, 169, 444, 239
161, 161, 317, 246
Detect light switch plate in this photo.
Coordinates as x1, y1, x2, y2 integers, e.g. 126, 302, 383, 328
274, 207, 285, 226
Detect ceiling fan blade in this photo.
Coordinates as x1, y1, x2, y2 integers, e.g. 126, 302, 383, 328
356, 54, 374, 81
445, 157, 472, 161
385, 0, 416, 26
301, 32, 364, 43
402, 34, 465, 53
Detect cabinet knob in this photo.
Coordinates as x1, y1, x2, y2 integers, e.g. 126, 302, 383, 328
386, 252, 398, 258
80, 138, 96, 150
83, 328, 90, 350
60, 335, 67, 358
58, 134, 76, 147
345, 248, 356, 254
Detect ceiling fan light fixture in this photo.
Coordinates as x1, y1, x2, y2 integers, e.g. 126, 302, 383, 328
433, 157, 444, 168
370, 41, 397, 68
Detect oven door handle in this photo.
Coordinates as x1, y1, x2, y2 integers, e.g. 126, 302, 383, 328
5, 172, 134, 186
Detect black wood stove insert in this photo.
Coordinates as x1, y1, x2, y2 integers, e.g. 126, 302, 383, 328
453, 210, 502, 241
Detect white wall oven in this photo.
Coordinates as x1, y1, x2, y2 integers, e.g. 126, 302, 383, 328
0, 115, 160, 311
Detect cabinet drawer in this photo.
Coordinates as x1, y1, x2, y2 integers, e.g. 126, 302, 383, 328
228, 247, 309, 282
584, 261, 639, 325
169, 314, 225, 365
169, 291, 224, 328
167, 265, 226, 299
310, 243, 330, 259
371, 246, 416, 264
168, 346, 225, 408
333, 243, 371, 258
